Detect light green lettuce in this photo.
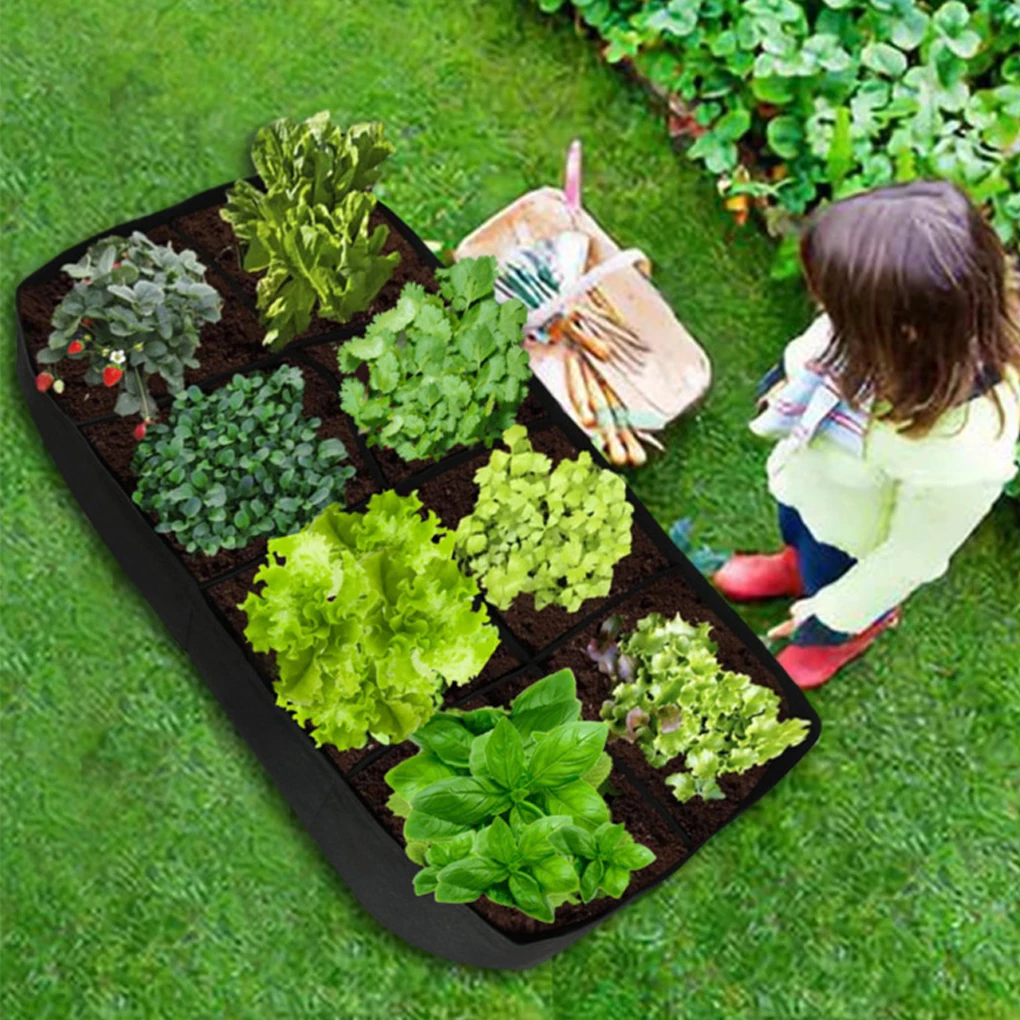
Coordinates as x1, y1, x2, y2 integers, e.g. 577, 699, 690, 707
241, 490, 499, 750
455, 426, 633, 612
596, 613, 810, 802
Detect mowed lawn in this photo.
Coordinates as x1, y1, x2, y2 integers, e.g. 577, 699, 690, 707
1, 1, 1018, 1017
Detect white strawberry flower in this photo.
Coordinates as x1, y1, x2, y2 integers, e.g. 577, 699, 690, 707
110, 349, 126, 365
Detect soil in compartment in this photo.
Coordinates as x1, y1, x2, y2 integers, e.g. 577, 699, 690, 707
527, 571, 801, 847
170, 203, 439, 342
81, 357, 379, 583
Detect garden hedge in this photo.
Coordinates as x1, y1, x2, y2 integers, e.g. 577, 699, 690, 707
535, 0, 1020, 275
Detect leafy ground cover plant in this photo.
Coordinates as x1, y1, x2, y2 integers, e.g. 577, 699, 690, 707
589, 612, 810, 802
241, 491, 499, 751
536, 0, 1020, 268
455, 425, 633, 611
385, 669, 655, 921
132, 365, 354, 555
338, 257, 531, 462
222, 111, 399, 349
36, 232, 222, 419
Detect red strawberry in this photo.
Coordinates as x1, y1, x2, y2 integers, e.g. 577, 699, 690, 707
35, 371, 54, 392
81, 318, 93, 327
68, 339, 85, 355
103, 365, 123, 387
133, 422, 147, 441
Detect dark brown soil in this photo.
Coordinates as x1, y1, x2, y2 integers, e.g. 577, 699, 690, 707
82, 356, 377, 583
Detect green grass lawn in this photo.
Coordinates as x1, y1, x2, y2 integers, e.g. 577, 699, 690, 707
2, 1, 1018, 1017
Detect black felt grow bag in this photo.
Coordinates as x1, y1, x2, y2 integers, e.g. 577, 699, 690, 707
16, 183, 820, 969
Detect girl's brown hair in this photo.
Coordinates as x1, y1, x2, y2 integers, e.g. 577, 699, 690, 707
800, 180, 1020, 435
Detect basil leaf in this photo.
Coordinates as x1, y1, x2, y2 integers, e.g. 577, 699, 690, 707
601, 864, 632, 899
475, 818, 517, 866
548, 824, 597, 860
425, 831, 475, 869
485, 718, 527, 791
595, 822, 626, 857
541, 780, 611, 830
456, 707, 506, 735
411, 776, 510, 826
435, 858, 509, 903
613, 839, 657, 872
509, 668, 582, 737
527, 722, 607, 789
412, 866, 441, 896
411, 716, 476, 769
508, 800, 546, 832
580, 860, 604, 904
509, 872, 554, 923
384, 753, 459, 802
517, 815, 573, 861
530, 855, 579, 897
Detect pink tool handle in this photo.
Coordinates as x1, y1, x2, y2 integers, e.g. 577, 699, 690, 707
564, 140, 582, 211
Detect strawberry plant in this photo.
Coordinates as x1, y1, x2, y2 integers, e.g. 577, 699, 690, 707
241, 491, 500, 751
385, 669, 654, 922
590, 612, 810, 802
535, 0, 1020, 269
37, 232, 222, 420
132, 366, 354, 555
222, 112, 399, 349
338, 257, 531, 462
455, 426, 633, 611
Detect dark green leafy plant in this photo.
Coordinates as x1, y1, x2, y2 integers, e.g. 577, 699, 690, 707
535, 0, 1020, 266
338, 257, 531, 462
385, 669, 654, 922
590, 612, 810, 802
222, 111, 399, 349
1006, 442, 1020, 498
454, 425, 633, 611
39, 232, 222, 420
132, 366, 354, 555
242, 491, 499, 751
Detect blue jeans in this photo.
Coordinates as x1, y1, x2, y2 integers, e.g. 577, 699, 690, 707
778, 505, 856, 646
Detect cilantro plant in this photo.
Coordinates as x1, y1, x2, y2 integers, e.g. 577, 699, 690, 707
132, 366, 353, 555
455, 426, 633, 612
385, 669, 654, 922
241, 491, 499, 751
38, 232, 222, 420
535, 0, 1020, 266
338, 257, 531, 462
222, 111, 399, 349
590, 612, 810, 802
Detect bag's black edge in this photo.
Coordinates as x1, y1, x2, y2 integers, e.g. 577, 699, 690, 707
15, 180, 821, 968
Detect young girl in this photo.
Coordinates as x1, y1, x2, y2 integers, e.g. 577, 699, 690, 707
714, 180, 1020, 689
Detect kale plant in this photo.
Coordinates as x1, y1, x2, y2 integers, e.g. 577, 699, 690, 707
455, 426, 633, 612
241, 491, 500, 751
132, 366, 353, 555
38, 232, 222, 420
338, 257, 531, 462
385, 669, 654, 922
222, 111, 399, 349
591, 612, 810, 802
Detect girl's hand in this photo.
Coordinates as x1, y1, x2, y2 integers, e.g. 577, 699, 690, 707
767, 617, 798, 641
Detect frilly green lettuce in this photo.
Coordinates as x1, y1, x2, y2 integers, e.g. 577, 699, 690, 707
241, 490, 499, 750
